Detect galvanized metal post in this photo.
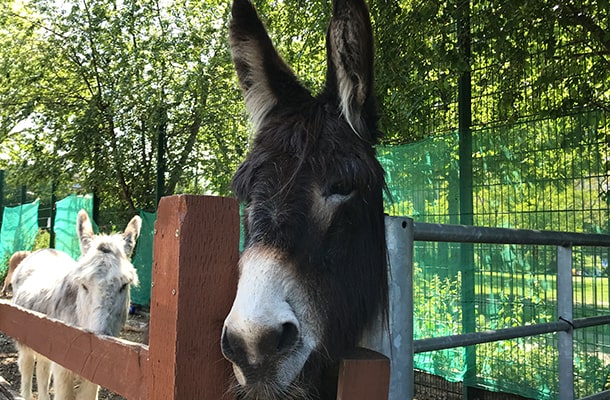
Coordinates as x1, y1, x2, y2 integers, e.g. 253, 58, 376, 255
557, 244, 574, 400
360, 216, 414, 399
386, 216, 414, 400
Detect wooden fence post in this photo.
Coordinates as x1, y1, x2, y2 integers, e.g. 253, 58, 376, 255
336, 348, 391, 400
148, 195, 239, 400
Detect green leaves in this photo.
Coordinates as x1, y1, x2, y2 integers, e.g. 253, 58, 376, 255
1, 0, 245, 221
1, 0, 608, 221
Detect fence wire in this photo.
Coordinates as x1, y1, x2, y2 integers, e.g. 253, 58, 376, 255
379, 0, 609, 396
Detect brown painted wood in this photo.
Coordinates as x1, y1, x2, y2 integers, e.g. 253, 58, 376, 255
0, 301, 148, 400
148, 195, 239, 400
336, 348, 390, 400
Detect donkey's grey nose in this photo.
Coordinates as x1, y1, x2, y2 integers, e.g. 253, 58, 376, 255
221, 321, 300, 374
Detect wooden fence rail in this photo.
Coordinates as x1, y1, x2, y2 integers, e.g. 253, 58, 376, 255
0, 195, 390, 400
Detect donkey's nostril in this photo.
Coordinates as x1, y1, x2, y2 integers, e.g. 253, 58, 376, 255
257, 322, 300, 357
278, 322, 299, 353
221, 327, 239, 362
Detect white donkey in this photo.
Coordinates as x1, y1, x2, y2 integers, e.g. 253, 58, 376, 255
11, 210, 141, 400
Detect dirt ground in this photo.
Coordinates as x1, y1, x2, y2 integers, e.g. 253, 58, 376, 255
0, 291, 149, 400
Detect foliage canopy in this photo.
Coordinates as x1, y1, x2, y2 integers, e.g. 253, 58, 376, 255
0, 0, 608, 220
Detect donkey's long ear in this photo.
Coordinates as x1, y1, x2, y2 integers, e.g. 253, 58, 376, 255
326, 0, 377, 141
230, 0, 310, 130
77, 210, 95, 255
122, 215, 142, 259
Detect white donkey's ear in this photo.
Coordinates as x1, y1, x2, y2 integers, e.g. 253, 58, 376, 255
325, 0, 377, 141
77, 209, 94, 255
122, 215, 142, 259
229, 0, 311, 131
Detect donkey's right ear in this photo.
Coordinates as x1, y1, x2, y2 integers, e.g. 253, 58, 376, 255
229, 0, 310, 131
77, 210, 94, 255
325, 0, 377, 141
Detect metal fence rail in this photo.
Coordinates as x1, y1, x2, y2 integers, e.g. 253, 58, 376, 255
413, 222, 610, 247
381, 217, 610, 400
413, 315, 610, 354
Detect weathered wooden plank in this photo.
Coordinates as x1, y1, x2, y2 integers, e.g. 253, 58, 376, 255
148, 195, 239, 400
336, 348, 390, 400
0, 301, 148, 400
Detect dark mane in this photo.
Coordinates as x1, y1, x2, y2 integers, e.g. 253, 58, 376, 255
223, 1, 387, 398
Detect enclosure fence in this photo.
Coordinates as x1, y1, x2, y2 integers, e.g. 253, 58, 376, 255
379, 216, 610, 400
386, 4, 610, 396
413, 221, 610, 400
380, 110, 610, 399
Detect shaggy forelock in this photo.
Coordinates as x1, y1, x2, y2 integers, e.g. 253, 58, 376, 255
77, 235, 138, 286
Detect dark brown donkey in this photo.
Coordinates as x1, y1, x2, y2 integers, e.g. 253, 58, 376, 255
222, 0, 388, 399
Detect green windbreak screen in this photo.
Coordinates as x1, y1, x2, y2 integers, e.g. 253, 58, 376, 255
379, 111, 610, 399
0, 200, 39, 274
54, 194, 95, 260
130, 210, 155, 306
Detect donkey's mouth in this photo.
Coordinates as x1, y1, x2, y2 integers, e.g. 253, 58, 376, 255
233, 361, 312, 400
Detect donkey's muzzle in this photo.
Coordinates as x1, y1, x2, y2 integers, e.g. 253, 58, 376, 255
221, 321, 300, 384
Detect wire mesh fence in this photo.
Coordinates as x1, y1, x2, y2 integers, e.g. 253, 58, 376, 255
381, 109, 610, 399
377, 0, 609, 396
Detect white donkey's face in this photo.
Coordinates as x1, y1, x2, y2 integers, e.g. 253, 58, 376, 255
73, 210, 141, 336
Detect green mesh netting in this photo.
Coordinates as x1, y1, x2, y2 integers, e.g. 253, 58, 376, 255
378, 111, 610, 399
54, 194, 95, 260
130, 210, 155, 306
0, 200, 40, 274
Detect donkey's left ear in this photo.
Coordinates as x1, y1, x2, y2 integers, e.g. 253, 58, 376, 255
122, 215, 142, 259
325, 0, 377, 141
77, 210, 95, 255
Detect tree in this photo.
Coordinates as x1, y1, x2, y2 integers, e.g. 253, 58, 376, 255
0, 1, 47, 141
1, 0, 608, 223
1, 0, 248, 223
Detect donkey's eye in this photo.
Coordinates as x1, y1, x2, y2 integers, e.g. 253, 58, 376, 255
81, 284, 89, 292
327, 181, 353, 197
120, 283, 128, 292
325, 180, 356, 206
326, 192, 355, 206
